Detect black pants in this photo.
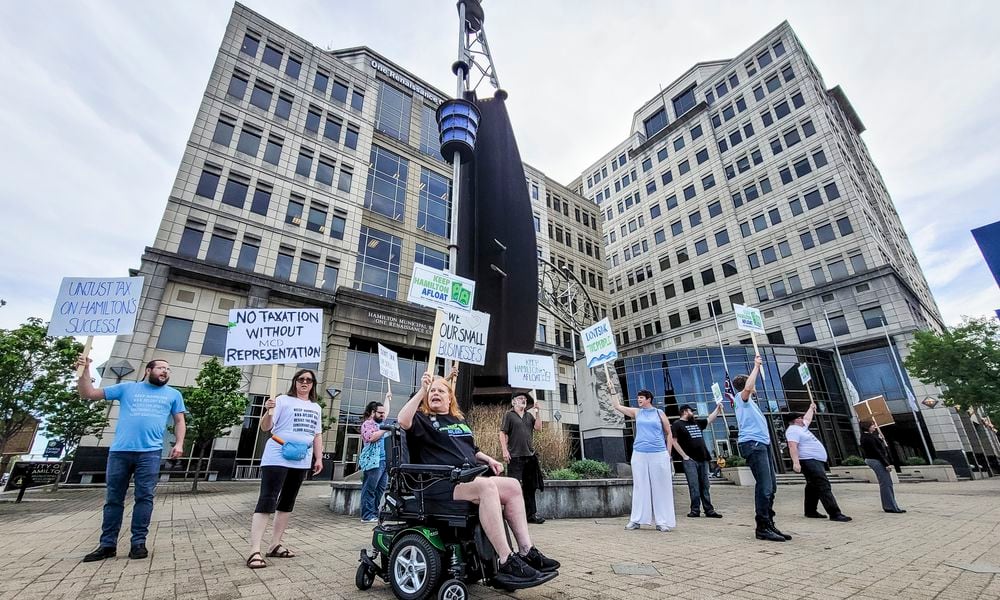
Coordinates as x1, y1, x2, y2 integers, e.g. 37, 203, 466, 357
507, 456, 539, 518
255, 466, 308, 513
681, 459, 715, 514
799, 459, 841, 517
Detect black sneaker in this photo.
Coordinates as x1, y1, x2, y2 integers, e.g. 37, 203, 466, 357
82, 546, 117, 562
705, 511, 723, 518
527, 515, 547, 524
128, 544, 148, 559
687, 511, 700, 517
523, 547, 560, 573
830, 514, 853, 522
804, 512, 827, 519
754, 527, 786, 542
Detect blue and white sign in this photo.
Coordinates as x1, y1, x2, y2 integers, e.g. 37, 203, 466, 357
581, 318, 618, 369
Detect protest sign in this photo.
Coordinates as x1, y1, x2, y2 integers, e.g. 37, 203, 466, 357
798, 363, 812, 385
507, 353, 557, 391
581, 318, 617, 369
48, 277, 144, 337
733, 304, 766, 381
433, 309, 490, 366
712, 382, 723, 405
853, 395, 895, 428
224, 308, 323, 366
407, 263, 476, 313
378, 343, 400, 382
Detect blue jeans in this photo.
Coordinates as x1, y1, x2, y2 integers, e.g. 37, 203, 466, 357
681, 459, 715, 514
100, 450, 162, 548
738, 441, 776, 526
361, 461, 387, 520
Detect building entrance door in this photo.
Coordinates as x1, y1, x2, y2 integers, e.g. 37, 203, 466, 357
343, 435, 361, 478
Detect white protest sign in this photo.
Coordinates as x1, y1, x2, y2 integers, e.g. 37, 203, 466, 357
507, 353, 557, 391
407, 263, 476, 313
378, 343, 400, 382
733, 303, 766, 334
435, 309, 490, 365
48, 277, 144, 337
798, 363, 812, 385
581, 318, 618, 369
224, 308, 323, 366
712, 382, 723, 405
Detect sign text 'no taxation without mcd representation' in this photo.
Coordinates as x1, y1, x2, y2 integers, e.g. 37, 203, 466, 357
224, 308, 323, 366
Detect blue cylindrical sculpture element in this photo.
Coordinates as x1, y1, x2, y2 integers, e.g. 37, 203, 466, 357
436, 98, 481, 163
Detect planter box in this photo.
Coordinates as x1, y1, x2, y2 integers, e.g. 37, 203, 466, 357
830, 465, 899, 484
901, 464, 958, 482
329, 478, 634, 519
721, 466, 755, 487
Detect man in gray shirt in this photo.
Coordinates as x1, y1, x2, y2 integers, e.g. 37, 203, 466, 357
501, 392, 545, 523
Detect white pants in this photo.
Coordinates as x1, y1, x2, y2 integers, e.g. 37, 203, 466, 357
630, 450, 676, 528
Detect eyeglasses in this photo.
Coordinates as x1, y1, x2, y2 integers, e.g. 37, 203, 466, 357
296, 377, 314, 384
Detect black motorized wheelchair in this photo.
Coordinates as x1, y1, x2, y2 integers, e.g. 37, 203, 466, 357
355, 423, 531, 600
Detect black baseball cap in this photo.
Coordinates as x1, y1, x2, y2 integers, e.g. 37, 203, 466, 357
678, 404, 694, 414
784, 412, 803, 425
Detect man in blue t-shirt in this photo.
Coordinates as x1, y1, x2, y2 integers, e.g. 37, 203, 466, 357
733, 354, 788, 543
76, 356, 186, 562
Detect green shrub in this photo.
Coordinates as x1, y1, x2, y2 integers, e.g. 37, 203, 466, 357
726, 456, 746, 467
842, 455, 866, 466
932, 458, 952, 466
904, 456, 928, 466
547, 468, 582, 480
568, 459, 612, 479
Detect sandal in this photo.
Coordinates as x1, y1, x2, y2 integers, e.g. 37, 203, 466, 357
246, 552, 267, 569
266, 545, 296, 558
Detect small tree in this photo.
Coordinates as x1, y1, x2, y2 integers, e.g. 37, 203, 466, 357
183, 358, 246, 492
0, 318, 81, 474
904, 317, 1000, 423
41, 389, 109, 490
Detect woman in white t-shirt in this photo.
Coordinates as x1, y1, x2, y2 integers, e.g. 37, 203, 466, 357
246, 369, 324, 569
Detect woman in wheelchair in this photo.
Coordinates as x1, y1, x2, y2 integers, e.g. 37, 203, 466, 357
397, 372, 560, 587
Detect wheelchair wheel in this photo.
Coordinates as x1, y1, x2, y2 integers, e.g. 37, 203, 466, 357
389, 533, 443, 600
437, 579, 468, 600
355, 562, 376, 590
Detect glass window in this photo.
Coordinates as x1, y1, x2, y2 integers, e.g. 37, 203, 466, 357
766, 75, 781, 93
418, 168, 451, 238
715, 229, 730, 246
810, 265, 826, 285
691, 124, 704, 140
837, 216, 853, 236
761, 246, 777, 264
723, 259, 738, 277
804, 189, 823, 209
157, 317, 193, 352
314, 70, 329, 93
768, 208, 782, 225
802, 119, 816, 137
664, 283, 676, 299
789, 198, 803, 215
643, 108, 668, 138
672, 86, 697, 117
792, 92, 805, 109
773, 41, 786, 57
778, 240, 792, 258
657, 148, 669, 162
689, 211, 702, 227
642, 157, 653, 172
297, 256, 319, 286
756, 286, 769, 302
752, 214, 767, 232
274, 250, 294, 280
671, 220, 683, 236
415, 244, 449, 271
783, 129, 801, 148
740, 222, 751, 237
771, 280, 787, 298
781, 64, 795, 82
650, 204, 662, 219
753, 86, 765, 101
774, 101, 790, 119
236, 128, 262, 156
679, 160, 690, 175
285, 198, 304, 225
695, 148, 709, 164
850, 253, 867, 273
274, 92, 292, 120
354, 226, 402, 299
221, 177, 249, 208
324, 117, 342, 143
322, 264, 340, 291
674, 136, 686, 151
824, 182, 841, 201
701, 267, 715, 285
758, 50, 773, 68
695, 238, 709, 255
332, 80, 349, 103
195, 169, 220, 199
761, 110, 774, 127
285, 55, 302, 79
338, 169, 353, 193
666, 194, 678, 210
307, 204, 327, 233
237, 239, 259, 271
316, 158, 335, 186
661, 170, 673, 185
264, 138, 282, 165
330, 214, 346, 240
829, 259, 849, 280
816, 223, 836, 244
780, 167, 793, 184
677, 248, 689, 263
295, 151, 312, 177
227, 71, 249, 100
683, 185, 696, 200
212, 119, 235, 145
702, 174, 716, 190
654, 229, 666, 244
829, 315, 850, 336
723, 105, 736, 121
800, 231, 815, 249
177, 225, 203, 258
345, 126, 360, 150
241, 33, 259, 57
795, 323, 817, 344
375, 81, 412, 142
262, 44, 282, 69
682, 277, 695, 293
748, 252, 760, 269
365, 146, 409, 220
736, 97, 747, 113
788, 273, 802, 292
351, 89, 365, 111
715, 81, 728, 98
205, 233, 234, 266
708, 201, 722, 217
745, 184, 760, 202
250, 84, 272, 111
862, 306, 885, 329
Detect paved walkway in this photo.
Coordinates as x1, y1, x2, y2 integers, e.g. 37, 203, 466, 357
2, 479, 999, 599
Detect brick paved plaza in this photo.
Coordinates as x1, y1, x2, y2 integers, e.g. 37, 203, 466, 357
1, 479, 999, 599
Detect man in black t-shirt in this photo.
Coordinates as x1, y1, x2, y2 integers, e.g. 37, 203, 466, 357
671, 403, 724, 518
500, 393, 546, 524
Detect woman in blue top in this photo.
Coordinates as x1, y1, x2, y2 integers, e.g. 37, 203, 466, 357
610, 382, 676, 531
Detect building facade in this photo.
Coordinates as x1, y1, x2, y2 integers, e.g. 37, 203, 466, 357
71, 4, 608, 481
573, 21, 990, 475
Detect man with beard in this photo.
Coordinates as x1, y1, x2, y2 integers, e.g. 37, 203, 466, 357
671, 403, 724, 518
76, 356, 186, 562
359, 393, 391, 523
500, 392, 546, 524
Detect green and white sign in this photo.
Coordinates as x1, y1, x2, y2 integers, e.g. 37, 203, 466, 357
798, 363, 812, 385
733, 303, 766, 334
712, 382, 723, 404
407, 263, 476, 313
581, 318, 618, 369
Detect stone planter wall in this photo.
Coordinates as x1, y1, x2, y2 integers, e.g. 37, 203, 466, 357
830, 465, 899, 484
721, 466, 755, 487
329, 478, 634, 519
901, 464, 958, 482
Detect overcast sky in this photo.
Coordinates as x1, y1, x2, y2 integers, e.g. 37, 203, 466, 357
2, 0, 999, 374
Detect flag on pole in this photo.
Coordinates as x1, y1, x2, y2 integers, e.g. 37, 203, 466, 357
723, 373, 736, 407
905, 387, 919, 412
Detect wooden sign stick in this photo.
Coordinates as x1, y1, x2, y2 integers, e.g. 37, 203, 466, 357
76, 335, 94, 378
425, 310, 445, 377
268, 364, 278, 416
750, 332, 766, 381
